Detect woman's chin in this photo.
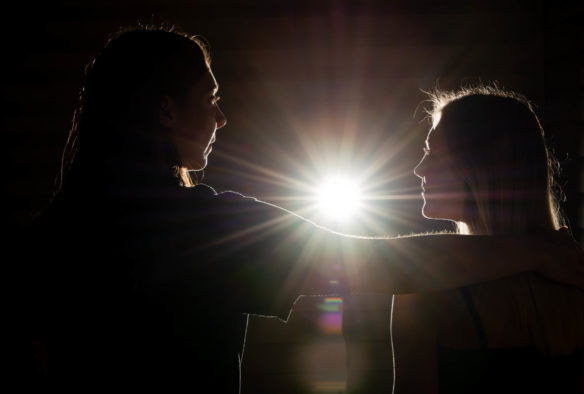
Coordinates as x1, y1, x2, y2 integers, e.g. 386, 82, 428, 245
193, 158, 207, 171
182, 155, 207, 172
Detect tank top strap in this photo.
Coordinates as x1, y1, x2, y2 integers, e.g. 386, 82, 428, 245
460, 286, 488, 351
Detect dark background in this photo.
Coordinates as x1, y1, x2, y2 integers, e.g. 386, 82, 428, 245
5, 0, 583, 241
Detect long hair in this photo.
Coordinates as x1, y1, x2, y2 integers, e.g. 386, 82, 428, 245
426, 85, 582, 356
56, 25, 210, 198
426, 84, 564, 235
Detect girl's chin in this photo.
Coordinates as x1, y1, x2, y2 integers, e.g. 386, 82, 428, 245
422, 201, 450, 221
422, 205, 461, 222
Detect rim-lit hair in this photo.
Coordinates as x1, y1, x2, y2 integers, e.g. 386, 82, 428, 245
425, 84, 565, 235
57, 25, 211, 196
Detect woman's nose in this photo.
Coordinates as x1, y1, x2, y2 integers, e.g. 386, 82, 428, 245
216, 107, 227, 129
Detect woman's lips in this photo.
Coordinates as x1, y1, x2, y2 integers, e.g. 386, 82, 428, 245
205, 136, 216, 153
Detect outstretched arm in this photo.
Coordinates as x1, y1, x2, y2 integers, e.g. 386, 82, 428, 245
343, 231, 584, 295
205, 194, 583, 314
346, 234, 584, 294
292, 223, 584, 296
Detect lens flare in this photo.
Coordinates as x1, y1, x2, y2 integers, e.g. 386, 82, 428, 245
317, 176, 362, 221
316, 297, 343, 335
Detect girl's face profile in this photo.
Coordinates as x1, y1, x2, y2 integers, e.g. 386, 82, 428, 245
414, 121, 468, 223
162, 69, 227, 171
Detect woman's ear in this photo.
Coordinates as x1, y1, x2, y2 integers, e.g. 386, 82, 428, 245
159, 95, 178, 129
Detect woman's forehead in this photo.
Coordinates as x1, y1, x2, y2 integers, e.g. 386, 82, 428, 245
190, 69, 218, 95
201, 69, 218, 92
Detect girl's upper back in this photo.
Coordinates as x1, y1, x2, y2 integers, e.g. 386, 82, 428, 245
434, 272, 584, 393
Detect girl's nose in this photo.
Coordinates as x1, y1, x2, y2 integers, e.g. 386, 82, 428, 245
414, 156, 426, 179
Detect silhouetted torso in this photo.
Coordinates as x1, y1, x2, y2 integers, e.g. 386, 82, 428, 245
436, 283, 584, 394
437, 345, 583, 394
25, 179, 324, 392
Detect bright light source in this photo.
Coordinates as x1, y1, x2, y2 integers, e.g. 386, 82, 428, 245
316, 176, 362, 221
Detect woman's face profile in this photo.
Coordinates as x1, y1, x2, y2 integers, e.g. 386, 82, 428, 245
414, 121, 467, 222
162, 68, 227, 171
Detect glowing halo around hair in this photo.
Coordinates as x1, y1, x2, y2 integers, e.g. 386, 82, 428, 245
316, 175, 363, 221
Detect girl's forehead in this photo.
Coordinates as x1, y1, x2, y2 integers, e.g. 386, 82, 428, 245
426, 123, 447, 150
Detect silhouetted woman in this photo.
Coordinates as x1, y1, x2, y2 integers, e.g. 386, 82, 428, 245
21, 27, 582, 392
392, 85, 584, 394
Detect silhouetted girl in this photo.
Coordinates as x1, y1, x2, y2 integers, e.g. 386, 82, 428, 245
392, 85, 584, 394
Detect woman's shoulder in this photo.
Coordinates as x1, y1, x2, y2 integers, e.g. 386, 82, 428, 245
182, 183, 314, 231
184, 183, 270, 213
187, 183, 258, 203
